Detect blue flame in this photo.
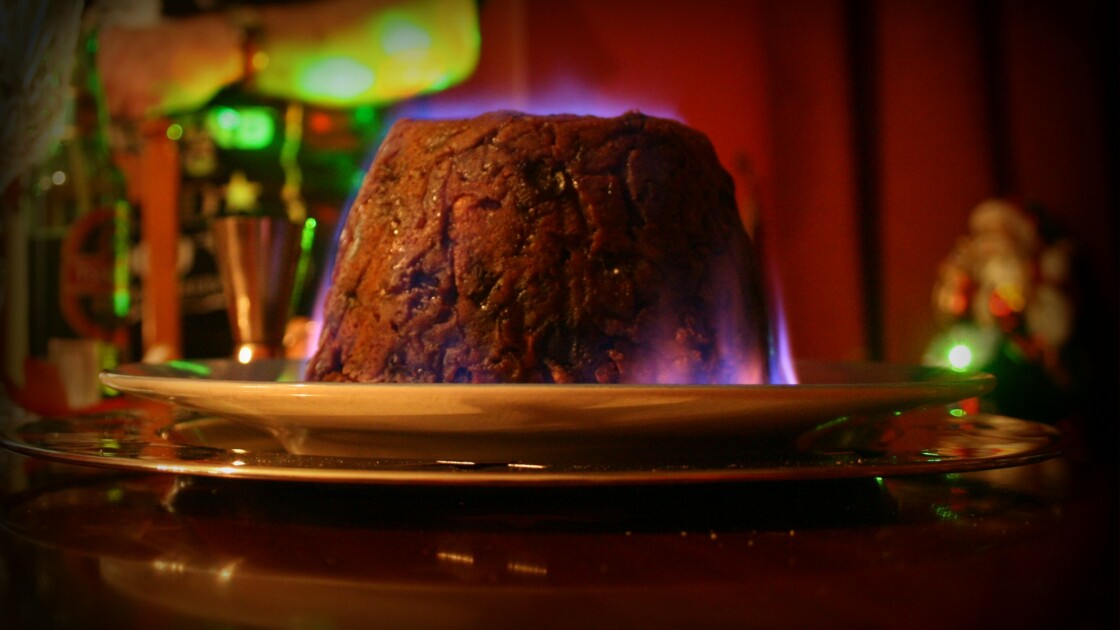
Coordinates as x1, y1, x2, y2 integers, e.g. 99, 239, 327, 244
766, 271, 799, 385
390, 75, 683, 122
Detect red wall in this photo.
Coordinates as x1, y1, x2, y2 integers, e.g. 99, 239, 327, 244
411, 0, 1116, 383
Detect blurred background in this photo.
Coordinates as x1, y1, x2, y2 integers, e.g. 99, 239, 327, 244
2, 0, 1116, 453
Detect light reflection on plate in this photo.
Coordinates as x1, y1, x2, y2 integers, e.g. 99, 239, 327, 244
96, 359, 996, 464
0, 406, 1062, 485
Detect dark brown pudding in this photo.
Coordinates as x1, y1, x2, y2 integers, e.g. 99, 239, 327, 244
305, 111, 770, 384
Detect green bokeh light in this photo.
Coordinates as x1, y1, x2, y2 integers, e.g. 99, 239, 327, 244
297, 57, 376, 102
290, 218, 318, 314
112, 201, 130, 318
217, 108, 240, 129
166, 360, 213, 377
253, 0, 479, 106
206, 106, 276, 150
353, 104, 378, 127
350, 168, 366, 193
947, 344, 973, 371
379, 13, 432, 54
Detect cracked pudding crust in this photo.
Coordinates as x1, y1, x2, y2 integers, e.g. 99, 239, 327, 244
305, 111, 770, 384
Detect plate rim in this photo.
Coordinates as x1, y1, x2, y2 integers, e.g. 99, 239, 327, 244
93, 359, 1000, 448
0, 409, 1063, 486
101, 358, 996, 392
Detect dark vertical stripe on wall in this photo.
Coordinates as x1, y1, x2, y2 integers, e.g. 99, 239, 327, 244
1099, 0, 1120, 246
1091, 0, 1119, 460
977, 0, 1013, 195
845, 0, 884, 360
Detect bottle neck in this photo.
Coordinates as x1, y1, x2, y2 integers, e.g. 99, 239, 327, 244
54, 27, 128, 205
67, 29, 113, 156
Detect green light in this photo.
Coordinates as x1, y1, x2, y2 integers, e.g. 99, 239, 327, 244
166, 123, 183, 140
297, 56, 375, 102
206, 107, 276, 150
166, 360, 213, 377
353, 104, 377, 127
424, 71, 456, 93
947, 343, 973, 371
112, 201, 130, 318
216, 107, 240, 130
379, 14, 432, 54
112, 291, 130, 318
350, 168, 366, 192
236, 110, 275, 148
933, 505, 961, 522
949, 407, 966, 417
301, 218, 318, 248
251, 0, 478, 107
290, 218, 318, 314
252, 0, 479, 107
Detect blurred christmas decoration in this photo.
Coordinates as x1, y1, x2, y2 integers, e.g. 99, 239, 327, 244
924, 198, 1082, 422
164, 92, 379, 357
255, 0, 480, 108
3, 7, 138, 414
91, 0, 481, 359
0, 0, 486, 414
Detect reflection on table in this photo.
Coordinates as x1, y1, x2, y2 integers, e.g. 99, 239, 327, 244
1, 447, 1115, 629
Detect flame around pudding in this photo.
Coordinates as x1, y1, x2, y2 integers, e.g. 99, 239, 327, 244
304, 112, 785, 385
766, 275, 799, 385
303, 253, 799, 386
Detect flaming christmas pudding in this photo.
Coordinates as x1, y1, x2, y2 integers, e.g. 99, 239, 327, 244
305, 111, 771, 384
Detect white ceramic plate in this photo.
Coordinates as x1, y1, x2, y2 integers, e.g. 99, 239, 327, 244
97, 359, 995, 464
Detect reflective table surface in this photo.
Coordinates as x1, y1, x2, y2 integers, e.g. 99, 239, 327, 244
1, 413, 1116, 629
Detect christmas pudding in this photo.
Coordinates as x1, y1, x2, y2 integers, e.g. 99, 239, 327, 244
305, 111, 771, 384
